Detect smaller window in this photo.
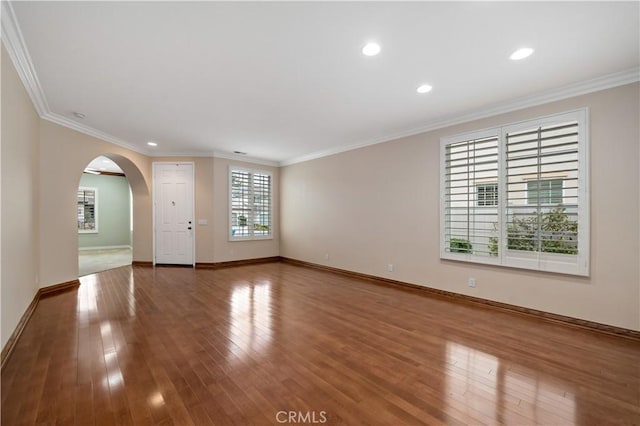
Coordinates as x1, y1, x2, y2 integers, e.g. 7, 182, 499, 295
229, 168, 273, 240
78, 187, 98, 233
527, 179, 563, 205
477, 183, 498, 206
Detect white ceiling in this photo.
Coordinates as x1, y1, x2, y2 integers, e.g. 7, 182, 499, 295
85, 156, 124, 174
7, 1, 640, 165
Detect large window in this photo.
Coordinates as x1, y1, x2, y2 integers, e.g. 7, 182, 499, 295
229, 167, 272, 240
440, 109, 589, 276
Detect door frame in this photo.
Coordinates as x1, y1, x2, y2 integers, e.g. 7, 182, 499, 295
152, 161, 196, 266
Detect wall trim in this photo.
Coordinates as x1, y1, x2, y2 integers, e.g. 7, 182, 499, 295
3, 0, 638, 167
1, 1, 49, 116
195, 256, 281, 270
213, 151, 280, 167
1, 279, 80, 371
0, 2, 147, 155
131, 261, 153, 267
280, 69, 639, 166
39, 279, 81, 297
280, 257, 640, 341
79, 245, 132, 251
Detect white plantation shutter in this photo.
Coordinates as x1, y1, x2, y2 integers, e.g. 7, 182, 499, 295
442, 130, 500, 260
441, 109, 589, 276
230, 168, 273, 240
252, 172, 272, 237
502, 111, 588, 275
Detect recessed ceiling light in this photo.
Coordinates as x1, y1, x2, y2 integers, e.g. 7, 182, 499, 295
73, 112, 86, 119
147, 141, 157, 147
416, 84, 433, 94
362, 42, 381, 56
510, 47, 534, 61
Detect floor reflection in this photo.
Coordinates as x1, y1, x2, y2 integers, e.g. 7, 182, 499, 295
148, 391, 165, 408
446, 341, 575, 424
77, 274, 99, 317
127, 269, 136, 317
78, 274, 132, 398
228, 280, 273, 363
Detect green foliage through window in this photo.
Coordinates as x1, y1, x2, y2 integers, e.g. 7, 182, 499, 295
450, 238, 473, 254
489, 207, 578, 256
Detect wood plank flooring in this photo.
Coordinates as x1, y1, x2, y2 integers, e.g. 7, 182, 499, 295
2, 262, 639, 425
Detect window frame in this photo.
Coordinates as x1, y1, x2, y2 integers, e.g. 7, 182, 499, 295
77, 186, 98, 233
440, 109, 589, 276
228, 166, 273, 241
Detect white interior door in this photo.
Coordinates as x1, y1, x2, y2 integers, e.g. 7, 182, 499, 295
154, 162, 194, 265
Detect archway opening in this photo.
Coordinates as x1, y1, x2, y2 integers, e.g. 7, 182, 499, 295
77, 155, 133, 276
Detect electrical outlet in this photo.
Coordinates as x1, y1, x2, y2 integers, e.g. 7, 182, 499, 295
387, 264, 394, 272
324, 253, 330, 260
468, 277, 476, 288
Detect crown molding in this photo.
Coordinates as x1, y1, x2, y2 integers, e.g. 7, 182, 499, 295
4, 0, 637, 168
43, 112, 148, 155
280, 67, 640, 166
212, 151, 279, 167
2, 1, 150, 156
1, 0, 49, 115
121, 149, 280, 167
2, 0, 279, 166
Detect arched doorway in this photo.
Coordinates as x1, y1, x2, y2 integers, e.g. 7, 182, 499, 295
77, 155, 133, 276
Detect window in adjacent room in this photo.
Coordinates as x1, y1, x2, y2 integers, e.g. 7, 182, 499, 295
440, 109, 589, 276
229, 167, 272, 240
78, 187, 98, 233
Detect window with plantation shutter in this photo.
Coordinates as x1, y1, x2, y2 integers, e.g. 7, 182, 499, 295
77, 187, 98, 233
229, 168, 272, 240
442, 131, 500, 259
440, 109, 589, 276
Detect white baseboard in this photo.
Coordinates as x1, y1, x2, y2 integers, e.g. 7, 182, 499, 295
78, 245, 132, 251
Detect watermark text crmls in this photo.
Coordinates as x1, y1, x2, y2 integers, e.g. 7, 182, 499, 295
276, 410, 327, 424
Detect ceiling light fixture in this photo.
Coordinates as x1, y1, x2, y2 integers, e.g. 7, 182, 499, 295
362, 42, 381, 56
73, 112, 86, 119
147, 141, 157, 147
416, 84, 433, 94
510, 47, 534, 61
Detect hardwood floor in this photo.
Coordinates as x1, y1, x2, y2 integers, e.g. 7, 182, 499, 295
2, 262, 639, 425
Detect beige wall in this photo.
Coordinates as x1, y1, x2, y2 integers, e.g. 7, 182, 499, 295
1, 45, 41, 348
213, 157, 280, 262
281, 83, 640, 331
38, 121, 153, 287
